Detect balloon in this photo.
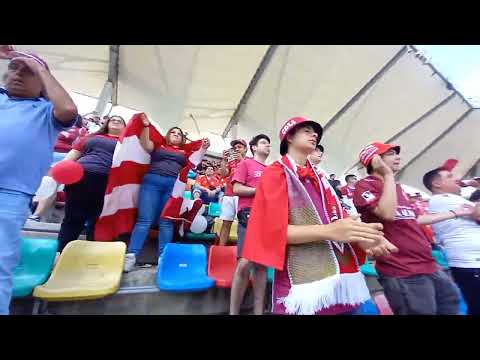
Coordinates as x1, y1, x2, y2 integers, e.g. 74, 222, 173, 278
50, 160, 84, 185
190, 215, 207, 234
35, 176, 58, 199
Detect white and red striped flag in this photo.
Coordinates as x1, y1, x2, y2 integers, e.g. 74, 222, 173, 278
95, 113, 205, 241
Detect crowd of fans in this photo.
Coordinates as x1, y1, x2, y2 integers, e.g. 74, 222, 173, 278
1, 45, 480, 316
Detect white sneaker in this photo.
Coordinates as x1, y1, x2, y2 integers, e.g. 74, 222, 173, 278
124, 253, 136, 272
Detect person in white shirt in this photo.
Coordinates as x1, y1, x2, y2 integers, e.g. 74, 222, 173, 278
423, 161, 480, 315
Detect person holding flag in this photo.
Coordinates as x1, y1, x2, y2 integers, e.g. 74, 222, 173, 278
93, 113, 210, 272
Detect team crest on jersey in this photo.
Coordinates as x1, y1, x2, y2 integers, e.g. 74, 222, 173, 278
361, 191, 376, 203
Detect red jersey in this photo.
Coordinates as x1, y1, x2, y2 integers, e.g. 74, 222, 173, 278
340, 185, 355, 199
353, 176, 436, 278
197, 175, 221, 190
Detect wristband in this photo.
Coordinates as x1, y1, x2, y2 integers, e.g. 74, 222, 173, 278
450, 210, 458, 219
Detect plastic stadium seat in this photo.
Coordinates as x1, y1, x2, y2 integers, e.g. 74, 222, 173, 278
373, 293, 394, 315
354, 299, 379, 315
360, 260, 378, 277
185, 232, 216, 241
12, 238, 58, 298
208, 245, 237, 288
207, 203, 222, 217
33, 240, 126, 301
213, 218, 238, 243
157, 243, 214, 292
184, 191, 192, 200
432, 249, 449, 270
267, 267, 275, 283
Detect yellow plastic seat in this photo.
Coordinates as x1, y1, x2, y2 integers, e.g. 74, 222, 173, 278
33, 240, 126, 301
213, 218, 238, 243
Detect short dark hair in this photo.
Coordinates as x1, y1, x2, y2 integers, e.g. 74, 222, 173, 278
330, 174, 335, 178
366, 163, 373, 175
470, 189, 480, 202
345, 174, 357, 183
316, 144, 324, 153
422, 168, 443, 192
249, 134, 271, 154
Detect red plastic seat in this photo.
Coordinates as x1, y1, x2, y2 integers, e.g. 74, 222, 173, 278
373, 293, 394, 315
207, 245, 238, 288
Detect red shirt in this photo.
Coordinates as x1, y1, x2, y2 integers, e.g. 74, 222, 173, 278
231, 158, 267, 211
54, 127, 88, 153
353, 176, 436, 278
197, 175, 221, 190
224, 158, 243, 196
340, 185, 355, 199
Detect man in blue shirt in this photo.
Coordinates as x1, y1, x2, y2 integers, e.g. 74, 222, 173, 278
0, 45, 78, 315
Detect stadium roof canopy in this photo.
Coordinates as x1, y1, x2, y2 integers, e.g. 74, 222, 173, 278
2, 45, 478, 191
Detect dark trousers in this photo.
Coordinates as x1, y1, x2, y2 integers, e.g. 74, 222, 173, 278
57, 171, 109, 251
450, 267, 480, 316
200, 190, 219, 205
378, 270, 460, 315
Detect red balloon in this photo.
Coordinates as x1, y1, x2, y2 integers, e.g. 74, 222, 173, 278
51, 160, 84, 185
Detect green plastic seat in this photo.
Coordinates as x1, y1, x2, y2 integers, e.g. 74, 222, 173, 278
267, 267, 275, 283
360, 260, 378, 277
207, 203, 222, 217
432, 249, 449, 270
185, 232, 216, 241
12, 237, 58, 298
184, 191, 192, 200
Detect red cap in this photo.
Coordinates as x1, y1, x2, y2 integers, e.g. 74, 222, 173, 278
279, 117, 323, 155
439, 159, 458, 172
10, 51, 49, 71
359, 142, 401, 167
230, 139, 247, 148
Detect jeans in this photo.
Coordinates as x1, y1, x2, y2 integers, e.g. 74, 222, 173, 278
0, 189, 32, 315
378, 270, 460, 315
450, 267, 480, 315
128, 173, 176, 258
57, 171, 109, 251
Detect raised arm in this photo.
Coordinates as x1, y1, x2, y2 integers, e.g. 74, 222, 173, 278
13, 56, 77, 124
139, 114, 155, 153
370, 155, 397, 221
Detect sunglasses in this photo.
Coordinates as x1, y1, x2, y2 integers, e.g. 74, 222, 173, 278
109, 118, 124, 124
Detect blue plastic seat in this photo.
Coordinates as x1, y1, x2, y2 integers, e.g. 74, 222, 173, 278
353, 299, 379, 315
157, 243, 214, 292
360, 260, 378, 277
184, 191, 192, 200
188, 170, 197, 180
207, 203, 222, 217
12, 238, 58, 298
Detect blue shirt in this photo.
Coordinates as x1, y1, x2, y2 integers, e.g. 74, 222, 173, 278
0, 88, 76, 195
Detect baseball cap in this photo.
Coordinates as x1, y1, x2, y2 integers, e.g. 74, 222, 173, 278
230, 139, 247, 148
279, 117, 323, 155
10, 51, 49, 71
439, 159, 458, 172
359, 142, 401, 167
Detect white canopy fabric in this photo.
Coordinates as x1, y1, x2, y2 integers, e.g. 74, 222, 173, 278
1, 45, 477, 192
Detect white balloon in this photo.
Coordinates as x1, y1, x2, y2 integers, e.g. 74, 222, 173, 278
35, 176, 58, 199
190, 215, 208, 234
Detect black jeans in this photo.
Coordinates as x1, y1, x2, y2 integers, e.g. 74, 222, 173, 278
378, 270, 460, 315
57, 171, 109, 251
450, 267, 480, 316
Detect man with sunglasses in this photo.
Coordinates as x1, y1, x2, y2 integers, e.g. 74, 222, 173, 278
0, 45, 78, 315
